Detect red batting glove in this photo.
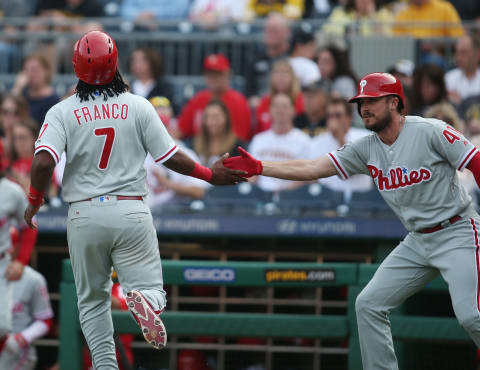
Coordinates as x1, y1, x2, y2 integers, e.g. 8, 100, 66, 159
223, 147, 263, 178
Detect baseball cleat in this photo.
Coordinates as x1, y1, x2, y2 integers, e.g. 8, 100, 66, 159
126, 290, 167, 349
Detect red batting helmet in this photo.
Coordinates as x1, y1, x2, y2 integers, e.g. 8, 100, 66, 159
349, 72, 405, 108
72, 30, 118, 85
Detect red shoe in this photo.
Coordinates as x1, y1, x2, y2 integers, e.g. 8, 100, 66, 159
126, 290, 167, 349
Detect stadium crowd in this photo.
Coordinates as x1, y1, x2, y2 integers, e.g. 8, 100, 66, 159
0, 2, 480, 368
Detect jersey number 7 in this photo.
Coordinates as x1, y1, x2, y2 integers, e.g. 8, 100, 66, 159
94, 127, 115, 170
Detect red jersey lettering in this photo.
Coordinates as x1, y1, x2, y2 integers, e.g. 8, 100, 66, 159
368, 165, 432, 191
82, 107, 92, 123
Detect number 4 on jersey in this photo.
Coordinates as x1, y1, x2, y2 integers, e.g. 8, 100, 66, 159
442, 125, 461, 144
94, 127, 115, 170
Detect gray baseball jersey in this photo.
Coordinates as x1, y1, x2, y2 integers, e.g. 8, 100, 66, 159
34, 92, 178, 202
0, 178, 28, 255
328, 116, 477, 231
0, 261, 53, 370
7, 266, 53, 333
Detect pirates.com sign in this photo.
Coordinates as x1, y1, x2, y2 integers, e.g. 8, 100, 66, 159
265, 269, 336, 283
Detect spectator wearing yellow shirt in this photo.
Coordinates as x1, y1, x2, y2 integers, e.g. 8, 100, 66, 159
322, 0, 394, 37
394, 0, 464, 38
246, 0, 305, 20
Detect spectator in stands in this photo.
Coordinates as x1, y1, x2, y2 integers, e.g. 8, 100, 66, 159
249, 92, 311, 192
144, 143, 209, 208
458, 94, 480, 136
289, 22, 321, 87
386, 59, 415, 89
245, 0, 305, 19
119, 0, 191, 22
12, 54, 59, 126
245, 12, 291, 99
424, 102, 465, 133
149, 96, 181, 139
178, 53, 251, 141
129, 48, 176, 111
189, 0, 249, 28
393, 0, 464, 38
445, 34, 480, 106
317, 45, 357, 99
8, 120, 38, 195
255, 59, 305, 133
410, 63, 453, 116
36, 0, 105, 17
193, 100, 246, 166
294, 78, 331, 137
0, 95, 30, 163
322, 0, 393, 36
309, 97, 372, 197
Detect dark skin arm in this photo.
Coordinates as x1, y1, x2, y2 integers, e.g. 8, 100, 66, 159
24, 151, 55, 229
163, 149, 247, 185
25, 150, 246, 228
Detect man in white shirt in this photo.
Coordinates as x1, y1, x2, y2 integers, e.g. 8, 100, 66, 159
249, 92, 311, 192
309, 97, 372, 199
445, 34, 480, 105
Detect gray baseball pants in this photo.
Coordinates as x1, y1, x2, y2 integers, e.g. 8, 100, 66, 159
355, 215, 480, 370
67, 196, 166, 370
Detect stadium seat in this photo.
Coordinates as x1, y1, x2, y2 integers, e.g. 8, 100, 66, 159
347, 189, 393, 218
202, 183, 267, 215
276, 183, 344, 216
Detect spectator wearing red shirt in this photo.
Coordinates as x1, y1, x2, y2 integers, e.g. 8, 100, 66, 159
255, 58, 304, 134
177, 53, 252, 141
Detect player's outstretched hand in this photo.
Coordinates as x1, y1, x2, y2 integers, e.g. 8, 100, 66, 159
210, 153, 248, 185
223, 147, 263, 178
24, 203, 42, 230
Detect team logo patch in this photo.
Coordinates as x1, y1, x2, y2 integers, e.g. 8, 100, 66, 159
360, 80, 367, 94
367, 165, 432, 191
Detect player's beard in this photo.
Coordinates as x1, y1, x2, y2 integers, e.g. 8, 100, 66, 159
364, 111, 392, 133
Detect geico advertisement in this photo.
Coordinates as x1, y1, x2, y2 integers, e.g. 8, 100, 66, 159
183, 267, 236, 283
265, 269, 336, 283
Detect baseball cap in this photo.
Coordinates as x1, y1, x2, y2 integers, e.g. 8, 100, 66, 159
292, 22, 315, 46
203, 53, 230, 72
149, 96, 171, 108
387, 59, 415, 77
302, 78, 331, 93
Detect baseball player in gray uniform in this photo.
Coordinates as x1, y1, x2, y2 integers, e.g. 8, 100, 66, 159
225, 72, 480, 369
0, 143, 53, 370
23, 31, 245, 370
0, 263, 54, 370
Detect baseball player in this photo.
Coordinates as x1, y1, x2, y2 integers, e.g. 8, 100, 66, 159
225, 72, 480, 369
0, 142, 52, 370
0, 141, 38, 282
23, 30, 246, 370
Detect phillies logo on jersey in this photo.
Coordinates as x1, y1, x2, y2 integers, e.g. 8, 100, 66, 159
367, 165, 432, 191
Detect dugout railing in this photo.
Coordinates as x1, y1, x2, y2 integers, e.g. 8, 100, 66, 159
59, 259, 357, 370
59, 260, 474, 370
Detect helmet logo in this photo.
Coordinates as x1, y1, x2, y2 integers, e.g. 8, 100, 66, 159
360, 80, 367, 94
